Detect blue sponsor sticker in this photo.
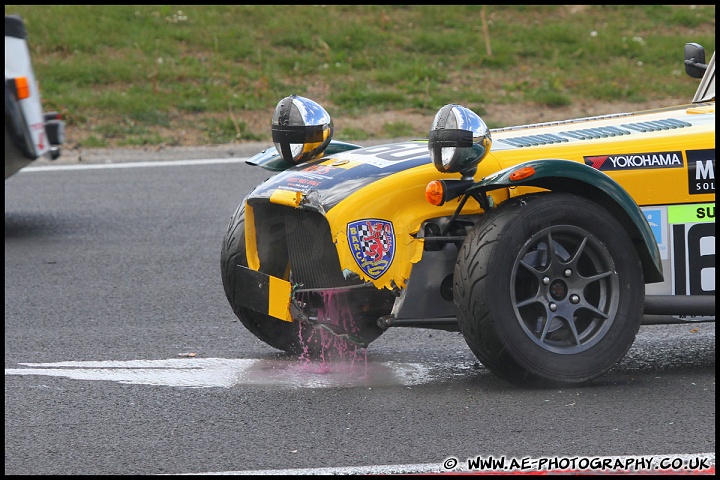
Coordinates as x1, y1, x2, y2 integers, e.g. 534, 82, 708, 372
347, 219, 396, 279
642, 207, 668, 260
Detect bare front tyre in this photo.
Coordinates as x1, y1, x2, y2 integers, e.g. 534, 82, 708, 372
220, 203, 389, 358
454, 192, 644, 386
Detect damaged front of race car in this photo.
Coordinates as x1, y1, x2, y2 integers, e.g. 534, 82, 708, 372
222, 126, 481, 354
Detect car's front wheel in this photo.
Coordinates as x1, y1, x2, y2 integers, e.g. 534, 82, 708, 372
454, 192, 645, 386
220, 203, 388, 359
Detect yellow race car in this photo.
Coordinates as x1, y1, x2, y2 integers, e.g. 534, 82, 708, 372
221, 43, 715, 386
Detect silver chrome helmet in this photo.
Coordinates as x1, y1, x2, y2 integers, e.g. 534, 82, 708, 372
271, 95, 334, 164
428, 104, 491, 177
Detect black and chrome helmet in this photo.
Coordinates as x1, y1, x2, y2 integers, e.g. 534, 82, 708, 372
428, 104, 491, 177
271, 95, 334, 164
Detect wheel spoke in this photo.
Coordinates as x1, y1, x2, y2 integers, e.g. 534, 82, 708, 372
545, 231, 562, 267
567, 236, 588, 268
580, 270, 613, 285
538, 316, 551, 341
576, 299, 610, 319
519, 258, 546, 279
516, 294, 544, 309
568, 269, 614, 300
565, 316, 582, 346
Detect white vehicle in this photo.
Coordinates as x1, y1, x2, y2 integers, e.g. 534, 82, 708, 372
5, 14, 64, 179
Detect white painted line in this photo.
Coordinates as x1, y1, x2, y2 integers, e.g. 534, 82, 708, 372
21, 157, 249, 172
5, 357, 438, 388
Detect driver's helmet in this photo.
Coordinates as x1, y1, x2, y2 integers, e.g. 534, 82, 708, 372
428, 104, 492, 176
271, 95, 333, 164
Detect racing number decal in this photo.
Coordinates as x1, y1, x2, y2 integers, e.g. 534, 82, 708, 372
357, 143, 429, 162
669, 204, 715, 296
340, 143, 429, 169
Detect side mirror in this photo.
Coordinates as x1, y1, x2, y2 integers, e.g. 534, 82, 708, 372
684, 43, 707, 79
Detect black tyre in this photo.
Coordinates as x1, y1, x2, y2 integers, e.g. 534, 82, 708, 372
454, 192, 644, 386
220, 203, 388, 358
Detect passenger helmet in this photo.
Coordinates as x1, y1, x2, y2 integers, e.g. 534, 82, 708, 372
271, 95, 334, 164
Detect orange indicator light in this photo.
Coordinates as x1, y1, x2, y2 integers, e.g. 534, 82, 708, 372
425, 180, 445, 206
15, 77, 30, 99
509, 166, 535, 181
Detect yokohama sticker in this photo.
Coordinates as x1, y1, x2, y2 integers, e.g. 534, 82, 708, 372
686, 149, 715, 195
347, 219, 396, 279
584, 151, 683, 171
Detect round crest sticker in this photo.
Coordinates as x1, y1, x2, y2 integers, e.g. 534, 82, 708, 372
347, 219, 396, 279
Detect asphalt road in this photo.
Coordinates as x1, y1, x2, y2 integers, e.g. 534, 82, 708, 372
4, 150, 715, 475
